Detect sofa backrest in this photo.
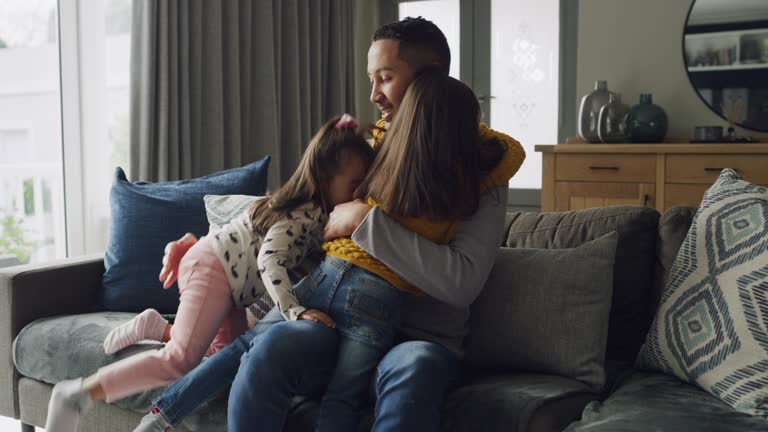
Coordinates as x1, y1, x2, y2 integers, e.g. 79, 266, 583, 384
503, 206, 660, 363
651, 206, 697, 317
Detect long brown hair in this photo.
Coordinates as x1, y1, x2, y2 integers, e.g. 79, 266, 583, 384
356, 68, 504, 220
250, 116, 373, 234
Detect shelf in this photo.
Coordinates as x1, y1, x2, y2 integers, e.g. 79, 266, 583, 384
688, 63, 768, 72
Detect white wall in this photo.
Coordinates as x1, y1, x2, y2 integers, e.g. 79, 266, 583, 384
577, 0, 768, 141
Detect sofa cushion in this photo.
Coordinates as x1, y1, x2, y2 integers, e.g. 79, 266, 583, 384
282, 374, 598, 432
102, 159, 270, 314
637, 169, 768, 417
441, 373, 598, 432
465, 233, 618, 390
13, 312, 168, 412
564, 371, 768, 431
504, 206, 660, 363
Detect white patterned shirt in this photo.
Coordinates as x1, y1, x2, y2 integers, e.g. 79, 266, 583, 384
208, 202, 326, 321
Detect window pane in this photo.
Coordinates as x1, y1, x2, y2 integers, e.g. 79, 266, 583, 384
399, 0, 460, 79
79, 0, 132, 254
0, 0, 65, 266
490, 0, 559, 189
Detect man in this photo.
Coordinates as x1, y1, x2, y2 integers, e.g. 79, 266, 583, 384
227, 17, 525, 431
140, 17, 525, 432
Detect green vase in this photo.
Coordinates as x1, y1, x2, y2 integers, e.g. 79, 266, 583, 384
627, 94, 668, 143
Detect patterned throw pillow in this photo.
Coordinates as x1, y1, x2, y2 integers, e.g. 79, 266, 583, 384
637, 169, 768, 417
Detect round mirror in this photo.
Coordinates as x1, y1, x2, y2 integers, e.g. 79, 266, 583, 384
684, 0, 768, 132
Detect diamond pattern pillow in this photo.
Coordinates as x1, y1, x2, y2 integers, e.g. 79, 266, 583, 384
637, 169, 768, 417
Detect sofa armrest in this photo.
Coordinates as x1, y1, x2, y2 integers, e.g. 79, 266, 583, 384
0, 254, 104, 419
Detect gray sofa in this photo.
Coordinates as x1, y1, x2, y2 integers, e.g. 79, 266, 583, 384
2, 206, 767, 432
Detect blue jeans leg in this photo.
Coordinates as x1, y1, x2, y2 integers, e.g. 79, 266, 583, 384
315, 335, 387, 432
302, 258, 402, 432
371, 340, 462, 432
152, 306, 285, 426
227, 320, 340, 432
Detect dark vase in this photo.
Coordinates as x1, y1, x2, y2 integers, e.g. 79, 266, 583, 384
626, 94, 668, 143
578, 80, 616, 143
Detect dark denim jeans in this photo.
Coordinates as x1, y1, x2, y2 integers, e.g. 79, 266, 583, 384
154, 257, 461, 431
151, 306, 287, 426
292, 257, 405, 431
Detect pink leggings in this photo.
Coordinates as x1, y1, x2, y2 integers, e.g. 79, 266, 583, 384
97, 237, 246, 402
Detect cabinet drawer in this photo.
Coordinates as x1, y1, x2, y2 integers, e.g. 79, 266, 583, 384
555, 154, 656, 183
555, 181, 655, 212
666, 154, 768, 184
665, 184, 709, 208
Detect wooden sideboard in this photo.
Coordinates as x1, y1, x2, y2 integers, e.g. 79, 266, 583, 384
535, 143, 768, 213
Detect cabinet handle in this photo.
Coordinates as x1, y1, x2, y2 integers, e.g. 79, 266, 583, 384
589, 166, 620, 171
704, 167, 739, 173
643, 194, 650, 207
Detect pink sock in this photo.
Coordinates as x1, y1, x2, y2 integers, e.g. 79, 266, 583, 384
103, 309, 168, 354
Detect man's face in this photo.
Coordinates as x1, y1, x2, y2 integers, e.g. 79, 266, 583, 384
367, 39, 416, 124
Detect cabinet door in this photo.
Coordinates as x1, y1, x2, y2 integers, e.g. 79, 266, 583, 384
555, 182, 656, 212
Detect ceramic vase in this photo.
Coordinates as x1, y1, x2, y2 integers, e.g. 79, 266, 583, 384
597, 93, 630, 143
626, 93, 668, 143
578, 80, 616, 143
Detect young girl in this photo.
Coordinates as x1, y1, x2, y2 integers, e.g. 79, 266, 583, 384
44, 114, 373, 432
290, 69, 519, 432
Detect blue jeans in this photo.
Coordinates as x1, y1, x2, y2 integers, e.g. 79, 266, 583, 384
152, 306, 288, 426
292, 257, 405, 431
228, 333, 462, 432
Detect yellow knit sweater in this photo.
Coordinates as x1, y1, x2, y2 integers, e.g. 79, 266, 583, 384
323, 119, 526, 294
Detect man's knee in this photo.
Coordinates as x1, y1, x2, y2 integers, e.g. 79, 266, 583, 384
379, 341, 450, 374
243, 321, 339, 371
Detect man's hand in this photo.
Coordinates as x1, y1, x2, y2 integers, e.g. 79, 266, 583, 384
298, 309, 336, 328
159, 233, 199, 288
323, 199, 373, 241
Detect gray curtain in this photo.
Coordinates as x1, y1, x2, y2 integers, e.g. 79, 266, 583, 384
130, 0, 393, 187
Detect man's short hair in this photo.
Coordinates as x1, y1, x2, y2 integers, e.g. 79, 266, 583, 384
372, 17, 451, 75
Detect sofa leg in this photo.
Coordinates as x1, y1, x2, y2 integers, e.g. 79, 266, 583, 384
20, 422, 35, 432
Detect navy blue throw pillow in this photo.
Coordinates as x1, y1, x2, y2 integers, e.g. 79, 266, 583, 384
102, 158, 270, 313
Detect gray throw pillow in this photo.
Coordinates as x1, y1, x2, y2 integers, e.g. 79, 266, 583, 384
204, 194, 262, 231
464, 232, 618, 390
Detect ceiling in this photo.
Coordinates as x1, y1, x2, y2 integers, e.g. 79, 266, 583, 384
688, 0, 768, 25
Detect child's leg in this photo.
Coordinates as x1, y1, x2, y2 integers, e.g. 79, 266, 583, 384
150, 305, 287, 428
97, 241, 234, 402
311, 262, 403, 432
103, 309, 170, 354
45, 239, 232, 432
314, 335, 386, 432
206, 306, 247, 356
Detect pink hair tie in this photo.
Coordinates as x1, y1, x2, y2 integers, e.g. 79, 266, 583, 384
335, 114, 358, 129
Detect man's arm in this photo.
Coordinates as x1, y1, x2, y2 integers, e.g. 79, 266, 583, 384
351, 186, 508, 308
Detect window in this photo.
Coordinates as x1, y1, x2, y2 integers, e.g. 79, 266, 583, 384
490, 0, 559, 189
397, 0, 561, 191
0, 0, 132, 268
0, 0, 65, 265
398, 0, 461, 79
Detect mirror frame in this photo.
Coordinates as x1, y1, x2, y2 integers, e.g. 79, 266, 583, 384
682, 1, 768, 133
